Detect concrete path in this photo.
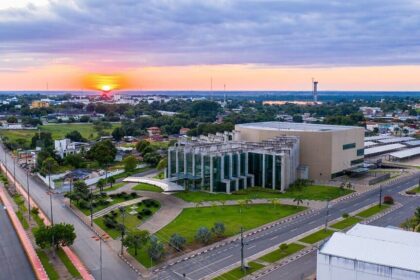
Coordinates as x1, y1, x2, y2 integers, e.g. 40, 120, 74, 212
92, 197, 146, 219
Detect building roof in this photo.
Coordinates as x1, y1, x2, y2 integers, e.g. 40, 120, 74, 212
320, 224, 420, 273
404, 140, 420, 147
364, 135, 393, 141
389, 146, 420, 159
236, 122, 361, 132
377, 136, 415, 144
364, 141, 377, 148
364, 143, 405, 156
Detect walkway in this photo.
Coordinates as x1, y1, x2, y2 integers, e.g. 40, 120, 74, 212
92, 197, 146, 219
123, 177, 184, 192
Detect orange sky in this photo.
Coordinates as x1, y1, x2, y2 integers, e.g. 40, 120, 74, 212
1, 64, 420, 91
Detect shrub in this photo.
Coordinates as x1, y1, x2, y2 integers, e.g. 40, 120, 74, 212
342, 213, 349, 218
405, 190, 416, 195
109, 193, 117, 198
137, 213, 143, 220
195, 227, 212, 244
104, 217, 117, 229
78, 199, 89, 209
31, 207, 39, 215
136, 202, 143, 207
130, 192, 138, 198
141, 208, 152, 216
383, 196, 394, 205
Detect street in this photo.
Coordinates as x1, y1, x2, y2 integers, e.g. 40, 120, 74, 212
0, 145, 140, 280
0, 200, 35, 280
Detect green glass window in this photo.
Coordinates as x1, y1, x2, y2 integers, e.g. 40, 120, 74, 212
351, 158, 364, 165
343, 143, 356, 150
357, 148, 364, 156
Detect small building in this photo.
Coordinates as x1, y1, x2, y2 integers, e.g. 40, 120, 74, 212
54, 139, 89, 158
31, 100, 50, 109
179, 128, 190, 135
147, 127, 161, 137
317, 224, 420, 280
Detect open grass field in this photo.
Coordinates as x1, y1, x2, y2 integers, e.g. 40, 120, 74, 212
156, 204, 305, 244
258, 243, 305, 263
298, 229, 335, 244
174, 185, 352, 203
213, 262, 265, 280
355, 204, 390, 218
330, 216, 362, 230
132, 183, 163, 192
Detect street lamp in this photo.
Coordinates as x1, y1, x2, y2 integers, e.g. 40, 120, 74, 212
379, 185, 383, 208
324, 200, 330, 232
90, 185, 94, 227
92, 234, 110, 280
48, 162, 54, 225
26, 154, 31, 221
119, 206, 126, 255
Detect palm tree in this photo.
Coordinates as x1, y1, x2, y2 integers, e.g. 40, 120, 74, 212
402, 128, 409, 136
346, 182, 353, 190
393, 126, 400, 136
108, 176, 116, 189
293, 196, 304, 207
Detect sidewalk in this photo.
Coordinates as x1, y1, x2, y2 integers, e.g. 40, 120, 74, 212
92, 197, 145, 219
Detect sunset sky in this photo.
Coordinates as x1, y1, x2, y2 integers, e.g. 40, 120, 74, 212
1, 0, 420, 91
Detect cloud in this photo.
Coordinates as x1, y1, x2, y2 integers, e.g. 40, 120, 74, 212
0, 0, 420, 69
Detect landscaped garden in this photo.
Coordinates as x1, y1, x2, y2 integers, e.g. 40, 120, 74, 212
298, 229, 336, 244
132, 183, 163, 192
355, 204, 390, 218
95, 199, 161, 238
75, 191, 140, 215
174, 185, 353, 203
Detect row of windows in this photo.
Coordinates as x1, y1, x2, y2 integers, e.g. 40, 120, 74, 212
357, 148, 364, 156
350, 158, 364, 165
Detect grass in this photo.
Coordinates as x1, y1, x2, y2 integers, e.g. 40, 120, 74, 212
355, 204, 390, 218
213, 261, 264, 280
157, 204, 305, 244
95, 200, 160, 239
57, 248, 82, 279
174, 185, 352, 203
110, 167, 151, 180
132, 183, 163, 192
259, 243, 305, 263
103, 182, 126, 192
330, 216, 362, 230
298, 229, 335, 244
78, 196, 128, 216
12, 195, 29, 229
36, 249, 60, 280
153, 172, 165, 179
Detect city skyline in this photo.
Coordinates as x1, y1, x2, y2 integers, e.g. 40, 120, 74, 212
1, 1, 420, 90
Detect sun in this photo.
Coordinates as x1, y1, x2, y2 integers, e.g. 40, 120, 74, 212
101, 85, 111, 92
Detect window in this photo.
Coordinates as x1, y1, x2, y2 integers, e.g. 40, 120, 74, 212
343, 143, 356, 150
357, 148, 364, 156
351, 158, 364, 165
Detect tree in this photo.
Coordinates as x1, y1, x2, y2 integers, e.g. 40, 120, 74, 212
65, 180, 89, 205
34, 223, 76, 249
97, 178, 106, 193
135, 140, 150, 153
40, 157, 59, 176
169, 233, 186, 251
211, 222, 225, 237
65, 130, 86, 142
64, 154, 86, 168
31, 131, 53, 149
346, 182, 353, 190
292, 115, 303, 123
6, 116, 18, 123
123, 155, 138, 173
148, 235, 164, 260
293, 196, 304, 207
156, 158, 167, 171
195, 227, 212, 244
87, 140, 117, 166
122, 230, 149, 256
143, 152, 161, 167
112, 127, 125, 141
279, 243, 289, 255
108, 176, 116, 188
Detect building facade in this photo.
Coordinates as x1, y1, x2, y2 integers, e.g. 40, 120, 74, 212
167, 134, 300, 193
234, 122, 365, 181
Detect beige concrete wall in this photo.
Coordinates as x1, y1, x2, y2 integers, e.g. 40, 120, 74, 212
235, 125, 364, 181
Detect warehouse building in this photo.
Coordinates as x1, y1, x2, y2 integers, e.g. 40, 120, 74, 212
234, 122, 365, 181
167, 134, 300, 193
317, 224, 420, 280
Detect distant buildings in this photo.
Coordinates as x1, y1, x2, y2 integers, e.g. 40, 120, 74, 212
30, 100, 50, 109
147, 127, 163, 141
54, 139, 89, 158
317, 224, 420, 280
234, 122, 365, 181
179, 128, 190, 135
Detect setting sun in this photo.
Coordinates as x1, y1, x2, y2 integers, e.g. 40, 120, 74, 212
82, 73, 131, 92
101, 85, 111, 92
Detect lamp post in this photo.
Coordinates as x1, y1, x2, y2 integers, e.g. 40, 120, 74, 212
90, 185, 93, 227
48, 162, 54, 225
379, 185, 383, 207
119, 206, 126, 255
92, 234, 110, 280
324, 200, 330, 232
26, 154, 31, 221
13, 155, 16, 192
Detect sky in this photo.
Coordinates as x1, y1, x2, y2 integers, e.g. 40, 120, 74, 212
1, 0, 420, 91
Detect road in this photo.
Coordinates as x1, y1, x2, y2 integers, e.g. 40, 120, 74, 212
258, 186, 420, 280
154, 173, 420, 280
0, 145, 140, 280
0, 201, 35, 280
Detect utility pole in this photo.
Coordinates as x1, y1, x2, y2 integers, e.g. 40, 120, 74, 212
26, 154, 31, 221
90, 186, 93, 227
69, 176, 73, 207
48, 162, 54, 225
120, 206, 126, 255
240, 227, 245, 272
324, 200, 330, 232
379, 185, 383, 207
13, 155, 16, 192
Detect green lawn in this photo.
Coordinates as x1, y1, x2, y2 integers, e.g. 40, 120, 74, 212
110, 167, 151, 180
330, 217, 362, 230
57, 248, 82, 279
103, 182, 126, 192
95, 200, 160, 239
174, 185, 352, 203
157, 204, 305, 244
259, 243, 305, 263
132, 183, 163, 192
78, 196, 128, 216
153, 172, 165, 179
355, 204, 389, 218
36, 249, 60, 280
213, 262, 265, 280
298, 229, 335, 244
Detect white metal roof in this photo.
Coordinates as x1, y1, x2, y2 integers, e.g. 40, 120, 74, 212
236, 122, 361, 132
378, 136, 415, 144
364, 143, 405, 156
389, 146, 420, 159
364, 141, 377, 148
320, 224, 420, 272
364, 135, 393, 141
405, 140, 420, 147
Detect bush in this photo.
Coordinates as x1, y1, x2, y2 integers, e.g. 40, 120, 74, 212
104, 217, 117, 229
140, 208, 152, 216
405, 190, 416, 195
109, 193, 117, 198
78, 200, 89, 209
383, 196, 394, 205
342, 213, 349, 218
31, 207, 39, 215
130, 192, 138, 198
137, 213, 143, 220
195, 227, 212, 244
136, 201, 143, 207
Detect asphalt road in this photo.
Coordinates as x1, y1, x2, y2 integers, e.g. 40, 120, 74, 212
0, 146, 140, 280
258, 185, 420, 280
0, 201, 35, 280
154, 173, 420, 280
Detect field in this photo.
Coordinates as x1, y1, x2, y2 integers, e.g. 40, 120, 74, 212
0, 123, 120, 147
174, 185, 352, 202
156, 204, 305, 244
